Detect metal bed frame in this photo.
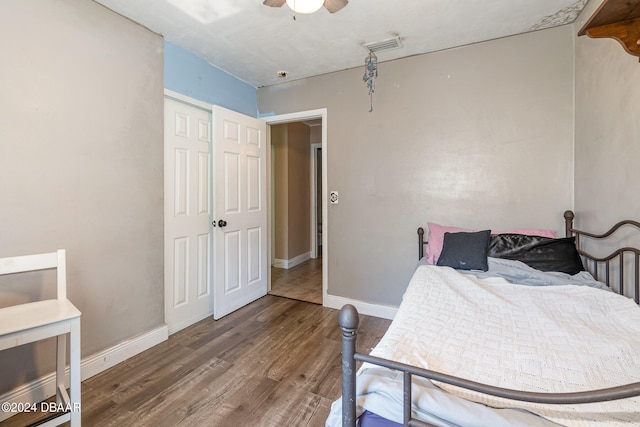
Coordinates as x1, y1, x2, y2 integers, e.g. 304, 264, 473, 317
564, 210, 640, 304
339, 210, 640, 427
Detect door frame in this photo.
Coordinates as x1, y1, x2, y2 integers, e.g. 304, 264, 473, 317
263, 109, 328, 303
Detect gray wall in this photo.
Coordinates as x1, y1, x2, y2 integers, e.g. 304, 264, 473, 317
273, 125, 289, 261
0, 0, 164, 391
572, 0, 640, 296
258, 25, 575, 306
272, 123, 312, 262
573, 0, 640, 229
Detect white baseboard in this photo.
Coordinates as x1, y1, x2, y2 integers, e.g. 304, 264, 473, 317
81, 325, 168, 379
273, 251, 311, 269
323, 293, 398, 320
167, 310, 213, 335
0, 324, 168, 422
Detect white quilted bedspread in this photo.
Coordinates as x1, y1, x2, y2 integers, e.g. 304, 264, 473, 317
369, 265, 640, 426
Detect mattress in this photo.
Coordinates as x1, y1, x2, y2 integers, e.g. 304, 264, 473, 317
327, 263, 640, 427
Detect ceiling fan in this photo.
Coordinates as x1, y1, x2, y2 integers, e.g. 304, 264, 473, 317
263, 0, 348, 14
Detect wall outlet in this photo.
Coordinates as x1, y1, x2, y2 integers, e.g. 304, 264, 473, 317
330, 191, 339, 204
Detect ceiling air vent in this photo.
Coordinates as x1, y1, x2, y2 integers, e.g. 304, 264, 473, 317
363, 36, 403, 53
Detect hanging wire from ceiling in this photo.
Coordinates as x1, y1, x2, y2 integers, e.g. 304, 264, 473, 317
362, 50, 378, 112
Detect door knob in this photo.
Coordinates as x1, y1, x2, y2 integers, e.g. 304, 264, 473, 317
217, 219, 227, 228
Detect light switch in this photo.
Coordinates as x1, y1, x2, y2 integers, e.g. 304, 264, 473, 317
330, 191, 339, 204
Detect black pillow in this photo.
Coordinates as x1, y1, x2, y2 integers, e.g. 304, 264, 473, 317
437, 230, 491, 271
492, 236, 585, 275
488, 233, 551, 258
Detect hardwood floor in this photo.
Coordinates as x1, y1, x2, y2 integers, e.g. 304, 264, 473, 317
269, 258, 322, 304
4, 295, 390, 427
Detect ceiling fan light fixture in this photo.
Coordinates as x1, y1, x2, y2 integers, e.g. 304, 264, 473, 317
285, 0, 324, 14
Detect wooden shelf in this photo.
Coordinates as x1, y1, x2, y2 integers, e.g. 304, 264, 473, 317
578, 0, 640, 60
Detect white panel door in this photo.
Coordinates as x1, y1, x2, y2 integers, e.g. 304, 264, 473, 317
213, 106, 267, 319
164, 97, 212, 334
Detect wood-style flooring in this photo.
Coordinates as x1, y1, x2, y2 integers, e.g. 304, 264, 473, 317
4, 295, 391, 427
269, 258, 322, 305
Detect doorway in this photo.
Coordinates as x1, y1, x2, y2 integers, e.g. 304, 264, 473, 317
264, 109, 327, 305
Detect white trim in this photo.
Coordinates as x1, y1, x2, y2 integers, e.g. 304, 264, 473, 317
0, 325, 168, 422
273, 251, 311, 269
167, 310, 213, 335
163, 89, 211, 111
81, 325, 168, 379
262, 109, 326, 125
323, 293, 398, 320
263, 109, 328, 305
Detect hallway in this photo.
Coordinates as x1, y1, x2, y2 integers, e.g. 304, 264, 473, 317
269, 258, 322, 304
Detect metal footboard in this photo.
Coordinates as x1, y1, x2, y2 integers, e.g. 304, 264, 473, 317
339, 304, 640, 427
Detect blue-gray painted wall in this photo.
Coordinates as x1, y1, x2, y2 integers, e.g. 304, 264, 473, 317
164, 41, 257, 117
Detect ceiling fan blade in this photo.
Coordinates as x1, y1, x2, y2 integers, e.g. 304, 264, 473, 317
324, 0, 348, 13
263, 0, 286, 7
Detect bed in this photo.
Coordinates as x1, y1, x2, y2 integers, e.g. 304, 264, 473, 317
327, 210, 640, 427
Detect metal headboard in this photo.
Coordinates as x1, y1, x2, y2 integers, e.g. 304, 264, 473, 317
564, 210, 640, 303
417, 227, 427, 260
417, 211, 640, 303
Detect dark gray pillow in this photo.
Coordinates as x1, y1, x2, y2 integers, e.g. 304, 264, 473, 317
488, 233, 551, 258
492, 236, 585, 275
436, 230, 491, 271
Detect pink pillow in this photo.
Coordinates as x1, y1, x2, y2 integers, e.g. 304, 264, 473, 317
425, 222, 557, 265
425, 223, 475, 265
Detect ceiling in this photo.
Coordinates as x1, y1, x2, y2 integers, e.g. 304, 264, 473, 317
93, 0, 589, 88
